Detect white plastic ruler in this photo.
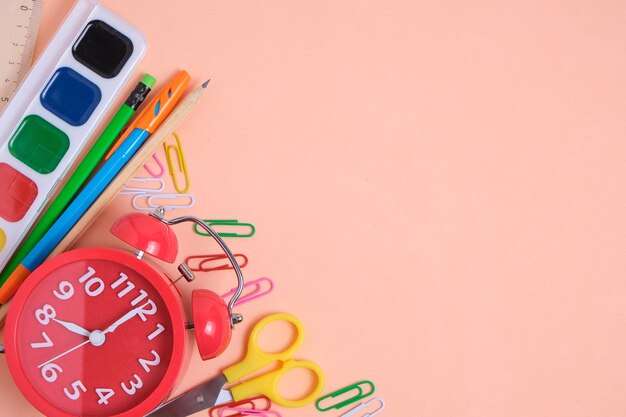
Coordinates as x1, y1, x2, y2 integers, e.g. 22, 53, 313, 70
0, 0, 43, 114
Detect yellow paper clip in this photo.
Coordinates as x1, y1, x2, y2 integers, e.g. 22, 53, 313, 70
164, 132, 190, 193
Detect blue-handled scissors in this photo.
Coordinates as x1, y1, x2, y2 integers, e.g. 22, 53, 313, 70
146, 313, 325, 416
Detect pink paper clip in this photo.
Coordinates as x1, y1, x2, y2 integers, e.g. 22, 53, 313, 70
143, 152, 165, 177
185, 253, 249, 273
208, 395, 271, 417
222, 277, 274, 307
220, 408, 282, 417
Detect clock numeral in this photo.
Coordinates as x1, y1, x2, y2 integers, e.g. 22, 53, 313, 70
35, 304, 56, 325
121, 374, 143, 395
138, 350, 161, 373
30, 331, 54, 349
137, 300, 157, 322
78, 267, 96, 282
111, 272, 135, 298
64, 380, 87, 400
130, 289, 148, 306
53, 280, 74, 300
41, 363, 62, 383
148, 323, 165, 341
95, 388, 115, 405
78, 266, 104, 297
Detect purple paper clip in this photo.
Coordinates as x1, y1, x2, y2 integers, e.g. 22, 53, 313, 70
220, 408, 282, 417
222, 277, 274, 307
143, 152, 165, 178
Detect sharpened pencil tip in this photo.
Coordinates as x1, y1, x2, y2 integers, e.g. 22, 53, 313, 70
202, 79, 210, 88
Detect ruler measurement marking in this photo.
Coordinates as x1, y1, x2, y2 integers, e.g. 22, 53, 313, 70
0, 0, 43, 113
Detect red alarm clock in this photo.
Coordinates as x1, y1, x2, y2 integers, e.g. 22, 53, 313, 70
4, 208, 245, 417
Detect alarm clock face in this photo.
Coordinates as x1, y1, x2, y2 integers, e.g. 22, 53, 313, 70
5, 248, 186, 417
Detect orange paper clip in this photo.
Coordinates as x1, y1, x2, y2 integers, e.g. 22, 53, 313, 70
184, 253, 249, 273
208, 395, 271, 417
164, 132, 190, 193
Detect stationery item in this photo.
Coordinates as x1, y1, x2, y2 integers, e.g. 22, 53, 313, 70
120, 176, 166, 195
0, 0, 146, 273
164, 132, 190, 193
2, 208, 247, 417
185, 253, 249, 272
209, 396, 272, 417
0, 71, 190, 304
48, 80, 210, 260
340, 398, 385, 417
194, 219, 256, 238
0, 0, 43, 114
0, 74, 155, 290
131, 192, 195, 211
220, 409, 282, 417
0, 81, 212, 324
144, 152, 165, 177
316, 381, 376, 412
222, 277, 274, 307
145, 313, 326, 416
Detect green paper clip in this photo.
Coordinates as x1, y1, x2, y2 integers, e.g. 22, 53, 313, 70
315, 380, 375, 412
193, 219, 256, 238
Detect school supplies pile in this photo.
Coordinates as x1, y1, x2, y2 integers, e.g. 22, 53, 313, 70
0, 1, 383, 416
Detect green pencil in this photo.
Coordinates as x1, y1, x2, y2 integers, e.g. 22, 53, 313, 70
0, 73, 156, 288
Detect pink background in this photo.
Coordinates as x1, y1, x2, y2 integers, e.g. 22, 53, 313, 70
2, 0, 626, 416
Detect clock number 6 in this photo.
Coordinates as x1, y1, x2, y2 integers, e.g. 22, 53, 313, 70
41, 363, 62, 383
64, 380, 87, 400
78, 267, 105, 297
35, 304, 56, 325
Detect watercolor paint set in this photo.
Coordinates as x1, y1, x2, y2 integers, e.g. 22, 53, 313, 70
0, 0, 146, 270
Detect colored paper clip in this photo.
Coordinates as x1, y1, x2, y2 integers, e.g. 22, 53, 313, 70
340, 398, 385, 417
143, 152, 165, 177
185, 253, 249, 273
208, 395, 271, 417
164, 132, 190, 193
316, 381, 375, 412
132, 192, 195, 211
220, 409, 282, 417
193, 219, 256, 238
222, 277, 273, 307
120, 177, 165, 195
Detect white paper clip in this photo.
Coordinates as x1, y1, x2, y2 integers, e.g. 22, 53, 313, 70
120, 177, 165, 195
340, 398, 385, 417
132, 193, 195, 211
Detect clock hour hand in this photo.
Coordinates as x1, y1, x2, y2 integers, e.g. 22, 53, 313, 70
102, 301, 150, 335
52, 318, 91, 337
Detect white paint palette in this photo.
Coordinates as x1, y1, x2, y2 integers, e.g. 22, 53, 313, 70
0, 0, 146, 270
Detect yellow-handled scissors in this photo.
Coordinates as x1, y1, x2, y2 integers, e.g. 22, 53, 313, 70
146, 313, 325, 416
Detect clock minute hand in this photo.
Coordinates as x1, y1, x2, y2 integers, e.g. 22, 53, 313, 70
102, 302, 150, 335
38, 339, 91, 369
52, 318, 91, 337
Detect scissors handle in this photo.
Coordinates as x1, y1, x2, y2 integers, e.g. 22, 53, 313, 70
230, 358, 325, 408
224, 313, 305, 382
223, 313, 325, 408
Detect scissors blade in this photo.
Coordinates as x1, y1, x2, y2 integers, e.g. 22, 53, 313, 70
144, 374, 228, 417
